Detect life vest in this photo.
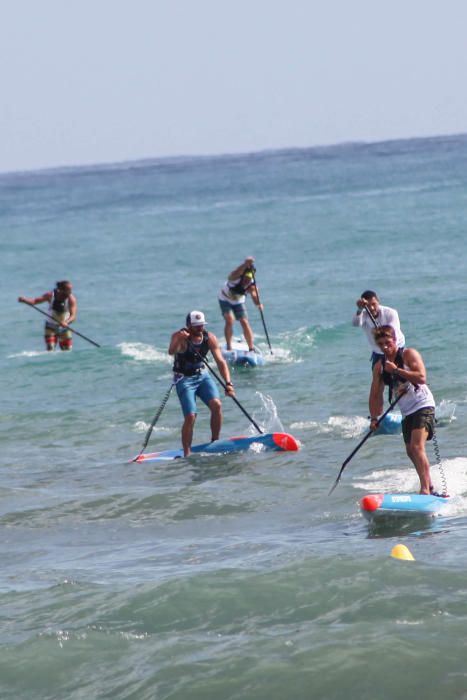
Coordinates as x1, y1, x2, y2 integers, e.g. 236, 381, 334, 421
51, 290, 69, 314
45, 290, 70, 329
227, 275, 254, 296
381, 348, 406, 389
381, 348, 422, 403
173, 331, 210, 376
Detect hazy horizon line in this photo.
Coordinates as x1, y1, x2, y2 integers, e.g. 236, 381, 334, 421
2, 130, 465, 179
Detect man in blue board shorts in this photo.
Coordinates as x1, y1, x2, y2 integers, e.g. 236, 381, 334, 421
168, 310, 235, 457
218, 256, 263, 351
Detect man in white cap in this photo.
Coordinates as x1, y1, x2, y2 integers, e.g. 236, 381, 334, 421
169, 310, 235, 456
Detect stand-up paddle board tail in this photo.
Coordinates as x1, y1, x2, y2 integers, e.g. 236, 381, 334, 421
360, 493, 449, 520
221, 341, 266, 367
133, 431, 300, 463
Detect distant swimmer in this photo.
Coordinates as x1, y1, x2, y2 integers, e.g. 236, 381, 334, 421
352, 289, 405, 367
168, 310, 235, 457
18, 280, 77, 351
218, 257, 263, 351
369, 325, 436, 495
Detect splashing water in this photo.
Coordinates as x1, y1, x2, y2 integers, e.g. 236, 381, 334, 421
249, 391, 285, 435
436, 399, 456, 425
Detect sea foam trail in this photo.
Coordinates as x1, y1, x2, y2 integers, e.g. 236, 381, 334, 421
118, 342, 170, 363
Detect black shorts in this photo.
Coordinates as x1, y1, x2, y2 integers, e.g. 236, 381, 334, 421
402, 407, 435, 444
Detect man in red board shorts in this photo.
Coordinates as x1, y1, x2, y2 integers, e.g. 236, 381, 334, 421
18, 280, 77, 351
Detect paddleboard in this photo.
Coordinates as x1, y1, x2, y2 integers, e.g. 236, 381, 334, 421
221, 340, 265, 367
373, 412, 402, 435
360, 493, 449, 521
133, 431, 299, 463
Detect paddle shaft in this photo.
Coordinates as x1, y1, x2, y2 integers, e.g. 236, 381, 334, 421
135, 381, 175, 459
188, 341, 263, 434
328, 391, 405, 495
364, 305, 378, 328
22, 301, 101, 348
251, 272, 273, 354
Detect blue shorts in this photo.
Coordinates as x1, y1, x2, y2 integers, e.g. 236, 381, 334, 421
219, 299, 247, 320
175, 372, 220, 416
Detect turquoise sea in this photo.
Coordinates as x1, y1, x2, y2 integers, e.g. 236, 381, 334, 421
1, 134, 467, 699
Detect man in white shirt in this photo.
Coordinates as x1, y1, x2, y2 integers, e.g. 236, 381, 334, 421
352, 290, 405, 367
218, 257, 263, 351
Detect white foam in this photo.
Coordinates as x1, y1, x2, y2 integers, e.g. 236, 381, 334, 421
232, 335, 299, 365
265, 346, 298, 365
278, 326, 316, 347
291, 415, 368, 438
248, 442, 267, 454
290, 420, 320, 430
354, 466, 418, 493
118, 342, 170, 363
8, 350, 50, 358
133, 421, 174, 434
328, 415, 370, 438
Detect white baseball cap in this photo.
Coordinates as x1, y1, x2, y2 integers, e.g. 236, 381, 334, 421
186, 310, 207, 326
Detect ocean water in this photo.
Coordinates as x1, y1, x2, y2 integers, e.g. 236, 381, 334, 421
1, 134, 467, 699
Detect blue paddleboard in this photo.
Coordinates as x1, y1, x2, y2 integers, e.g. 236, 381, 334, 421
133, 431, 299, 463
360, 493, 449, 520
221, 340, 265, 367
373, 412, 402, 435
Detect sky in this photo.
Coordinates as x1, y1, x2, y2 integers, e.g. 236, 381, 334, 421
1, 0, 466, 173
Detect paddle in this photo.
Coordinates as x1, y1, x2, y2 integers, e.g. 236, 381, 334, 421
188, 341, 264, 434
362, 302, 378, 328
250, 269, 273, 354
328, 391, 405, 495
21, 300, 101, 348
134, 381, 175, 459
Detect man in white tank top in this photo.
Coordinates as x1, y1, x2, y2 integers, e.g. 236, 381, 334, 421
368, 325, 436, 495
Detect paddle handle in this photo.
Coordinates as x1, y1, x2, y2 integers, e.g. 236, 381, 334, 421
21, 300, 101, 348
